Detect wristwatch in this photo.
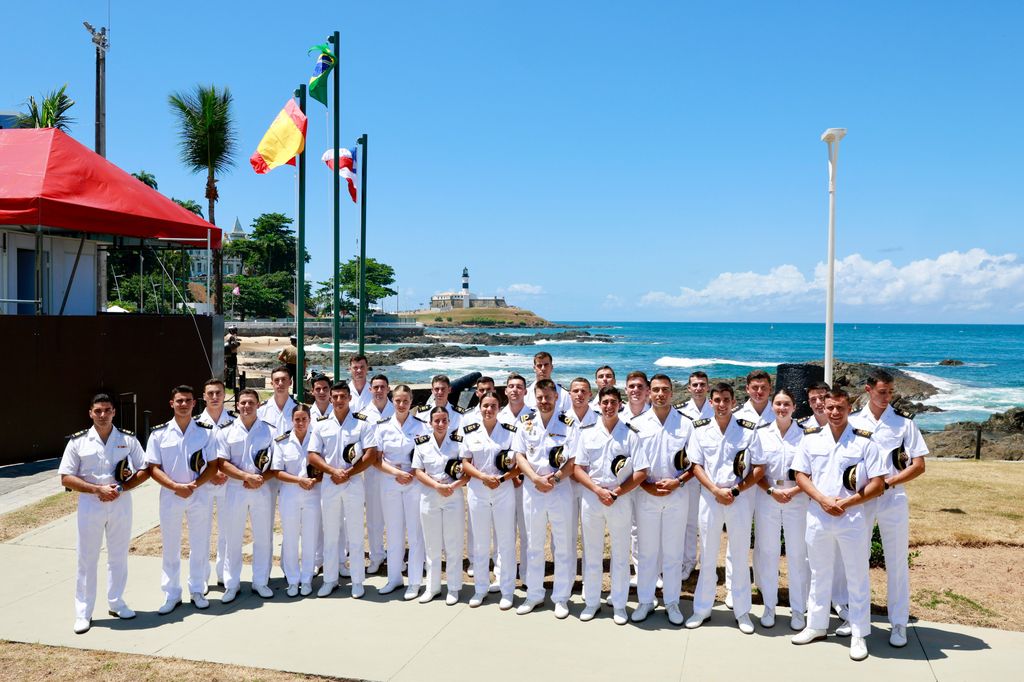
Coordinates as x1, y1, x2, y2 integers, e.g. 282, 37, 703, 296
552, 473, 562, 484
883, 481, 891, 491
730, 485, 740, 497
610, 492, 618, 501
766, 486, 774, 496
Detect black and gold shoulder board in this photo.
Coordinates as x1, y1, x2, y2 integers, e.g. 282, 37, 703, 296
580, 422, 596, 430
317, 415, 331, 422
736, 419, 756, 430
756, 422, 771, 429
353, 412, 368, 421
449, 432, 464, 442
227, 410, 238, 418
673, 401, 686, 410
150, 421, 169, 431
500, 422, 518, 432
414, 435, 430, 445
274, 432, 290, 442
376, 417, 390, 424
626, 422, 640, 433
259, 399, 269, 406
520, 412, 534, 423
415, 405, 432, 413
731, 404, 743, 413
195, 420, 213, 429
558, 413, 574, 426
118, 427, 135, 436
893, 406, 915, 420
677, 409, 694, 420
452, 405, 467, 414
796, 416, 811, 427
693, 418, 711, 428
853, 428, 873, 438
803, 425, 823, 435
67, 429, 88, 440
462, 422, 480, 433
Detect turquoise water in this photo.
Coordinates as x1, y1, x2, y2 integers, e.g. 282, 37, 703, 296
312, 322, 1024, 431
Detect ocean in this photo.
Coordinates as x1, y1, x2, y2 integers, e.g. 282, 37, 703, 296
313, 322, 1024, 432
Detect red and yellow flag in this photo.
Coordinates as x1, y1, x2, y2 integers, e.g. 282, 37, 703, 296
250, 99, 307, 174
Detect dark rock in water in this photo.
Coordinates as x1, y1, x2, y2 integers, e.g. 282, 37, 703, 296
896, 399, 942, 413
423, 330, 614, 346
894, 362, 908, 367
243, 344, 492, 373
939, 358, 965, 366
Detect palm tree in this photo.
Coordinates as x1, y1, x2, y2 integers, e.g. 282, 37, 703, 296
132, 170, 158, 189
168, 84, 236, 314
172, 198, 204, 218
17, 84, 76, 131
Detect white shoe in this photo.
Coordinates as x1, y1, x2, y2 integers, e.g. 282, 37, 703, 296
629, 574, 638, 588
516, 599, 542, 615
467, 566, 475, 578
157, 597, 181, 615
850, 636, 869, 661
834, 602, 849, 621
351, 583, 365, 599
554, 601, 570, 619
203, 585, 209, 596
666, 603, 684, 626
890, 624, 908, 648
613, 608, 628, 625
580, 604, 599, 622
107, 604, 135, 619
317, 581, 337, 598
499, 596, 514, 611
445, 589, 460, 606
378, 580, 404, 595
792, 627, 828, 645
300, 583, 313, 596
469, 592, 486, 608
760, 606, 775, 628
73, 618, 91, 634
221, 587, 238, 604
191, 592, 209, 610
790, 611, 806, 631
339, 564, 351, 578
725, 591, 734, 610
685, 612, 709, 629
286, 584, 299, 598
419, 590, 438, 604
656, 576, 664, 589
836, 620, 853, 637
367, 558, 383, 574
404, 585, 421, 601
737, 613, 755, 634
631, 602, 653, 623
488, 581, 501, 594
252, 584, 273, 599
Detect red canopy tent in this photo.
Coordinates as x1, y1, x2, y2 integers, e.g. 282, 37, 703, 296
0, 128, 221, 247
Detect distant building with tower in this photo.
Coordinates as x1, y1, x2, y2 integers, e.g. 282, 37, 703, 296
430, 267, 507, 311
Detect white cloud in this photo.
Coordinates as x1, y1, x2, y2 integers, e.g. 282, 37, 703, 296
640, 249, 1024, 313
505, 283, 545, 295
603, 294, 625, 309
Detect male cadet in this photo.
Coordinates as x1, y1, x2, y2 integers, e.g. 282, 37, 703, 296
146, 385, 220, 615
196, 378, 234, 589
497, 372, 535, 587
574, 387, 647, 625
685, 382, 765, 634
217, 388, 276, 603
798, 381, 831, 429
361, 373, 396, 573
347, 354, 374, 412
308, 382, 376, 598
462, 375, 496, 425
524, 351, 573, 415
309, 373, 334, 420
849, 369, 928, 648
735, 369, 776, 426
565, 378, 599, 569
60, 393, 150, 634
621, 371, 651, 423
791, 389, 886, 661
590, 365, 616, 410
676, 370, 714, 580
512, 379, 578, 618
416, 374, 466, 431
633, 374, 696, 625
256, 365, 296, 580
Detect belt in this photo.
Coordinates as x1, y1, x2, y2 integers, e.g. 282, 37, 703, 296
774, 479, 796, 485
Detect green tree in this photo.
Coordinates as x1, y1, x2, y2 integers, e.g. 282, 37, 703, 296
131, 170, 158, 189
172, 198, 204, 217
228, 274, 289, 320
17, 84, 75, 131
223, 212, 308, 277
337, 257, 397, 308
168, 84, 236, 312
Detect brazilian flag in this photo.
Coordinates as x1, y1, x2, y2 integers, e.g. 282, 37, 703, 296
308, 43, 336, 106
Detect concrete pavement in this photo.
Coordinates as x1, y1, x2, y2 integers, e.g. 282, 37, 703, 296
1, 483, 1019, 681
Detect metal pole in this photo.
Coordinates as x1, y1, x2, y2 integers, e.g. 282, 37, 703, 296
295, 84, 307, 399
821, 128, 846, 387
96, 34, 106, 157
357, 133, 368, 355
206, 229, 212, 315
138, 245, 144, 311
329, 30, 341, 380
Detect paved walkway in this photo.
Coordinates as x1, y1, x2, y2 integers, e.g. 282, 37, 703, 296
1, 483, 1020, 681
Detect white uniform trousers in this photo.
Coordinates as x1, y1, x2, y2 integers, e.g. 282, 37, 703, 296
581, 489, 633, 609
805, 509, 872, 637
380, 475, 425, 587
868, 486, 911, 626
75, 493, 132, 620
753, 492, 809, 613
683, 480, 700, 570
223, 483, 273, 590
420, 487, 465, 593
158, 486, 211, 601
523, 481, 574, 603
468, 481, 516, 598
321, 476, 366, 586
692, 487, 755, 617
263, 478, 281, 580
495, 482, 529, 586
280, 485, 321, 585
205, 483, 227, 585
636, 487, 689, 606
365, 467, 386, 565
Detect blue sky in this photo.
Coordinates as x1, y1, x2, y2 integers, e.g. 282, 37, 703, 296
6, 1, 1023, 322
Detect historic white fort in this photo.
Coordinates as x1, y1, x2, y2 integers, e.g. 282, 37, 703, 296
430, 267, 507, 311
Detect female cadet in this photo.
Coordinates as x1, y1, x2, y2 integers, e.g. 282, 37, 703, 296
458, 391, 519, 610
753, 388, 810, 630
270, 404, 320, 597
413, 407, 469, 605
371, 384, 428, 601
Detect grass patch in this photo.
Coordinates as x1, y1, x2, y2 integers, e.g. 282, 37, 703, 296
914, 589, 1000, 618
0, 491, 77, 542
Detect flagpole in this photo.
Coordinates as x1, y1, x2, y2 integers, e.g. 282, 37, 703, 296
329, 30, 341, 381
295, 84, 307, 400
357, 133, 368, 355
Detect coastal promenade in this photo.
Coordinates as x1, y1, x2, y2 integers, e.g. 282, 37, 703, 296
1, 483, 1020, 681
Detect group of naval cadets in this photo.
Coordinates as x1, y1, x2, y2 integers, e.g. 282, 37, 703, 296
60, 351, 927, 661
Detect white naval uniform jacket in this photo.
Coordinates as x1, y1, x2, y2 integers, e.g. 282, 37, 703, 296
144, 418, 218, 484
271, 430, 318, 487
348, 380, 373, 414
525, 381, 573, 415
217, 418, 276, 478
791, 424, 886, 517
511, 411, 578, 478
689, 416, 765, 487
310, 402, 333, 421
413, 403, 465, 433
413, 433, 464, 485
632, 408, 695, 483
849, 404, 928, 478
257, 396, 297, 438
308, 410, 374, 472
734, 400, 776, 427
497, 404, 534, 425
575, 419, 645, 490
458, 420, 519, 486
677, 398, 714, 421
371, 414, 429, 472
59, 426, 146, 486
757, 420, 805, 487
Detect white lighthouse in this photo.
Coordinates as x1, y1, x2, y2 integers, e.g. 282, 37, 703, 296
462, 267, 470, 295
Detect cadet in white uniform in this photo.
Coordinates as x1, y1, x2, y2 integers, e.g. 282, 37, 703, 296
686, 383, 766, 634
361, 373, 395, 575
676, 371, 714, 580
309, 374, 334, 421
256, 366, 297, 582
633, 374, 695, 625
753, 389, 810, 631
574, 387, 647, 625
217, 389, 276, 602
59, 393, 150, 634
308, 381, 376, 598
270, 404, 320, 597
589, 365, 616, 410
791, 388, 886, 661
460, 376, 496, 427
512, 379, 578, 618
496, 373, 534, 588
413, 407, 469, 605
371, 384, 428, 600
524, 352, 573, 415
459, 391, 519, 609
196, 378, 234, 589
565, 378, 599, 571
145, 384, 220, 614
849, 369, 928, 648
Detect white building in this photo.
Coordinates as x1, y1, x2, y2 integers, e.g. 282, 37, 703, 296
430, 267, 507, 311
190, 217, 245, 280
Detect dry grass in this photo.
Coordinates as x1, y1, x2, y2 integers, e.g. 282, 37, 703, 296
0, 491, 78, 542
409, 307, 551, 327
131, 506, 284, 565
0, 640, 353, 681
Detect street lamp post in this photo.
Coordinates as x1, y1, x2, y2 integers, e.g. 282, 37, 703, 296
820, 127, 847, 387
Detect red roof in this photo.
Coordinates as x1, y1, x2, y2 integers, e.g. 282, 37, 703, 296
0, 128, 221, 248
